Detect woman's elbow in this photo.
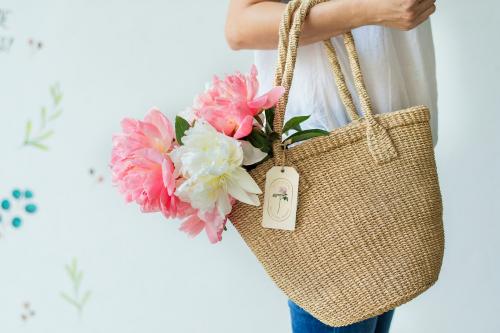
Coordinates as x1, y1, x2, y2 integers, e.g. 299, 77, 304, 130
225, 21, 246, 50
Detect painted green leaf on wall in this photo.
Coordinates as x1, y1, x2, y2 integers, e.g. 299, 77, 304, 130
23, 83, 63, 151
60, 258, 92, 316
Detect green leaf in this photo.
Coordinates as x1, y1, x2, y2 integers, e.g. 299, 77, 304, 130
264, 108, 275, 134
253, 114, 264, 127
50, 84, 56, 98
175, 116, 191, 145
28, 142, 49, 151
65, 264, 74, 279
24, 120, 32, 142
284, 129, 329, 145
60, 292, 80, 309
282, 115, 310, 134
81, 290, 92, 308
50, 83, 63, 106
284, 125, 302, 136
248, 128, 271, 153
268, 131, 281, 142
70, 258, 79, 278
67, 260, 75, 274
48, 108, 63, 121
35, 130, 54, 142
75, 271, 84, 290
40, 107, 47, 129
55, 94, 63, 106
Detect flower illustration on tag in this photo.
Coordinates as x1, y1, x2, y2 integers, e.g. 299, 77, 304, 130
272, 186, 288, 215
267, 179, 293, 222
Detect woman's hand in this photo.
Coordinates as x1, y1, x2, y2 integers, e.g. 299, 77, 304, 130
364, 0, 436, 31
225, 0, 437, 50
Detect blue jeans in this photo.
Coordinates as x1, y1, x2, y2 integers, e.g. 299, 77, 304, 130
288, 299, 394, 333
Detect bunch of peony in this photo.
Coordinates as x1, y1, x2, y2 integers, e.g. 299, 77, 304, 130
110, 66, 284, 243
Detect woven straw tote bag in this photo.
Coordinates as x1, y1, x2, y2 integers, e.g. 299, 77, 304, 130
228, 0, 444, 326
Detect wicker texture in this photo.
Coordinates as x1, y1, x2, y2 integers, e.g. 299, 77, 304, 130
229, 0, 444, 327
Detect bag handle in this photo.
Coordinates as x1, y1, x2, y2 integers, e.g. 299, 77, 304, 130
273, 0, 359, 123
273, 0, 301, 89
271, 0, 398, 167
322, 39, 360, 122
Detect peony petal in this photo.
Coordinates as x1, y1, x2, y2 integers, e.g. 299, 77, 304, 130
231, 167, 262, 194
144, 108, 174, 145
162, 159, 176, 195
246, 64, 259, 101
179, 214, 205, 238
227, 180, 260, 206
233, 115, 254, 139
203, 217, 225, 244
197, 106, 238, 136
248, 86, 285, 111
240, 140, 268, 166
204, 223, 222, 244
137, 121, 162, 142
246, 193, 260, 206
216, 192, 233, 217
120, 118, 140, 133
195, 207, 226, 244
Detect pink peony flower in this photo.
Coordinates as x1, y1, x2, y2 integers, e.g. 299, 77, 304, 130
111, 108, 185, 217
192, 65, 285, 139
111, 108, 236, 244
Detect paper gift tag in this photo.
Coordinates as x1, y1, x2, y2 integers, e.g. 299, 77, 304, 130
262, 166, 299, 231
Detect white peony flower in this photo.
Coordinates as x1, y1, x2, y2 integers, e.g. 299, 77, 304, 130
169, 120, 262, 217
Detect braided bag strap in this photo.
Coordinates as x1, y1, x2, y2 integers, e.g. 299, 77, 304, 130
271, 0, 398, 166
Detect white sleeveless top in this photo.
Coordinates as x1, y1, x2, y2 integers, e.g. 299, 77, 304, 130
254, 21, 439, 148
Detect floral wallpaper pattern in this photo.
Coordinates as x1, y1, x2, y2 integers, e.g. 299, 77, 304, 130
0, 2, 263, 333
0, 8, 14, 53
23, 83, 63, 151
0, 2, 94, 329
60, 258, 92, 316
0, 188, 37, 237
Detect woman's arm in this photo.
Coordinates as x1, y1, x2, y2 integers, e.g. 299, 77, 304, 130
225, 0, 436, 50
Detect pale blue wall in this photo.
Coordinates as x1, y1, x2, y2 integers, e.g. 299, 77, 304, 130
0, 1, 498, 332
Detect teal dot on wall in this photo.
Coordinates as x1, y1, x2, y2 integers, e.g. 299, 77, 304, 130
12, 189, 22, 199
12, 217, 22, 228
1, 199, 10, 210
24, 190, 34, 199
25, 204, 37, 214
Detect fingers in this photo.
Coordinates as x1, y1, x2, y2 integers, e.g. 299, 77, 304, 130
416, 0, 436, 15
412, 3, 436, 27
401, 0, 436, 30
